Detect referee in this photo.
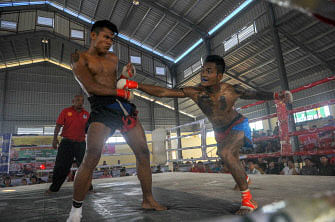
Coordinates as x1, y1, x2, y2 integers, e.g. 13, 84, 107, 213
46, 95, 91, 193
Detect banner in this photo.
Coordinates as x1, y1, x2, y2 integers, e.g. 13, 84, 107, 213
0, 134, 12, 174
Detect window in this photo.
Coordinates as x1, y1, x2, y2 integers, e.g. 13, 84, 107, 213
0, 20, 17, 30
37, 16, 54, 27
130, 56, 141, 64
106, 136, 126, 143
294, 106, 330, 123
17, 127, 44, 135
71, 29, 84, 39
224, 22, 257, 52
249, 120, 263, 131
184, 66, 192, 78
192, 60, 202, 73
155, 67, 165, 76
17, 126, 56, 135
184, 59, 202, 78
238, 22, 257, 42
224, 34, 238, 51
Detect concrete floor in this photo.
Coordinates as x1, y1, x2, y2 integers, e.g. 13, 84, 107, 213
1, 173, 335, 221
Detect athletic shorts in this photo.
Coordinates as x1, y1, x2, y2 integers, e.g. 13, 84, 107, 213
214, 114, 253, 147
87, 95, 138, 133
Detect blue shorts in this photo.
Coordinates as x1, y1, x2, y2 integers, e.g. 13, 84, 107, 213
214, 114, 253, 147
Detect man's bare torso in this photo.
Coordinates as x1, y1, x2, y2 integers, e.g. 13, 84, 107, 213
73, 51, 118, 96
185, 83, 240, 128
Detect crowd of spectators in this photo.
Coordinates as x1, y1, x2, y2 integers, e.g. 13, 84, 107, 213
0, 161, 134, 188
172, 155, 335, 176
242, 116, 335, 154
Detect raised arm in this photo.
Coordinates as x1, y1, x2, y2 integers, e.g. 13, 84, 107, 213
71, 52, 118, 96
232, 84, 293, 103
138, 83, 186, 98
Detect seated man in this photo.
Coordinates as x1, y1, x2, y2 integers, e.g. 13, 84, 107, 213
117, 54, 291, 215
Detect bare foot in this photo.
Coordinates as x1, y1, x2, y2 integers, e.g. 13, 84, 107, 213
233, 177, 251, 191
235, 199, 258, 215
142, 199, 167, 211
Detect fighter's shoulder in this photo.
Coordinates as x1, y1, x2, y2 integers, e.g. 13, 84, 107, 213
106, 52, 118, 62
71, 51, 88, 65
221, 82, 242, 93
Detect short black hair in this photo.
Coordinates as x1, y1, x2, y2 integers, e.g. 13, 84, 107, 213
204, 55, 225, 74
91, 20, 118, 36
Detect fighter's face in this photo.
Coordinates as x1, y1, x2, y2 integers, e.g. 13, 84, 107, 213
73, 96, 84, 109
91, 28, 115, 54
200, 62, 223, 87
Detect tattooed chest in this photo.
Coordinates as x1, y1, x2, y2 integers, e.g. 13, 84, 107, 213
196, 93, 228, 116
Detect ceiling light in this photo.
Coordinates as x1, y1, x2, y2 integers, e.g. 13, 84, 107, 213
133, 0, 139, 6
41, 39, 48, 44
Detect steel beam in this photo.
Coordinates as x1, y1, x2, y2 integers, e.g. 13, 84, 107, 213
153, 22, 178, 50
141, 0, 207, 38
119, 4, 135, 31
279, 30, 335, 72
130, 8, 151, 38
108, 0, 118, 21
141, 14, 166, 44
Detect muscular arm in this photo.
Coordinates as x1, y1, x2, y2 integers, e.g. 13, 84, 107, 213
233, 84, 274, 100
71, 52, 118, 96
138, 83, 187, 98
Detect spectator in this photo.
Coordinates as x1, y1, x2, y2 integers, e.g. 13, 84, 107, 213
30, 175, 38, 185
120, 167, 129, 177
22, 165, 32, 176
310, 125, 317, 130
300, 158, 318, 175
266, 161, 280, 174
278, 158, 288, 171
173, 162, 179, 172
100, 168, 112, 178
196, 162, 206, 173
154, 165, 163, 173
318, 155, 335, 176
246, 161, 261, 174
21, 178, 28, 186
47, 174, 53, 183
257, 158, 267, 172
281, 160, 299, 175
1, 176, 13, 188
190, 162, 199, 172
103, 161, 107, 166
212, 161, 222, 173
273, 122, 279, 135
205, 164, 213, 173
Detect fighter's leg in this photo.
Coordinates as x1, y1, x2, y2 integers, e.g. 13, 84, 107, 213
232, 142, 250, 191
122, 122, 166, 211
73, 122, 111, 202
217, 130, 257, 215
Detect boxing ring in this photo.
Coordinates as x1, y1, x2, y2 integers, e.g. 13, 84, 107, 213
1, 77, 335, 221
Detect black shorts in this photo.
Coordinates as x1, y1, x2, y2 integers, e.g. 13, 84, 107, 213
87, 95, 138, 133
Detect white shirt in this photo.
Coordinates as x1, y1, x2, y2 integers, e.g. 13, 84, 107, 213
282, 166, 299, 175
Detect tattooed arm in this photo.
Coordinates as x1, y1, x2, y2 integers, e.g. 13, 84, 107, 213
138, 84, 196, 98
233, 84, 274, 100
232, 84, 293, 103
71, 52, 118, 96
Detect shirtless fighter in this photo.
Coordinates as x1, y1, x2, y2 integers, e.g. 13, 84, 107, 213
66, 20, 166, 222
117, 55, 292, 215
